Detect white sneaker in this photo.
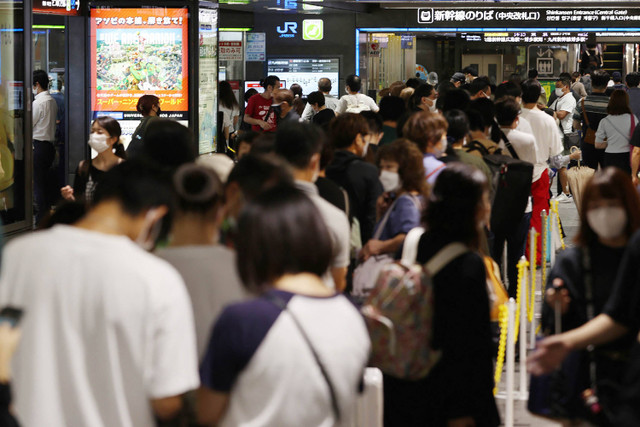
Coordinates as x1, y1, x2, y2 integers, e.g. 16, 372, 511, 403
555, 193, 573, 203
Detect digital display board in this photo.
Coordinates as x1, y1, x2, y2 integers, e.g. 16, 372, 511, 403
460, 31, 589, 44
267, 58, 339, 97
90, 8, 189, 144
34, 0, 81, 15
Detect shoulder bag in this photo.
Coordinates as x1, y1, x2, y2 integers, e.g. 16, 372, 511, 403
581, 98, 597, 145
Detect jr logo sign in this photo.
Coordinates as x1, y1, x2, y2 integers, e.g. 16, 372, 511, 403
277, 22, 298, 38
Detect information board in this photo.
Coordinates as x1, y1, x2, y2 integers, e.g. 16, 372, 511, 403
90, 7, 189, 144
198, 7, 218, 155
266, 58, 339, 97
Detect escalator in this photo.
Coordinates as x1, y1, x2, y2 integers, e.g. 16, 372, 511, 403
603, 43, 623, 75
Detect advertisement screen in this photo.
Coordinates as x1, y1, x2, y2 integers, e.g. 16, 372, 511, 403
267, 58, 339, 97
90, 8, 189, 144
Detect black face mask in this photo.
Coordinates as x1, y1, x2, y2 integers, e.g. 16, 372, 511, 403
156, 106, 162, 115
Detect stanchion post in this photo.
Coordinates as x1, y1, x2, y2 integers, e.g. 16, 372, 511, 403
519, 260, 528, 400
506, 298, 516, 427
541, 210, 548, 293
529, 228, 537, 350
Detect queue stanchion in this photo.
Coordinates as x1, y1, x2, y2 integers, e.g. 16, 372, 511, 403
494, 303, 509, 396
519, 257, 528, 400
536, 210, 549, 335
529, 228, 538, 350
505, 298, 517, 427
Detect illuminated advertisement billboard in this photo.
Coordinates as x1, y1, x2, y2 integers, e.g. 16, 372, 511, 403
90, 8, 189, 143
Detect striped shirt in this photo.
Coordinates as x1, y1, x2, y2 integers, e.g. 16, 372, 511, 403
573, 92, 609, 131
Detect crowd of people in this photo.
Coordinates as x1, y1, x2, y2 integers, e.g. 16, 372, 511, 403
4, 65, 640, 427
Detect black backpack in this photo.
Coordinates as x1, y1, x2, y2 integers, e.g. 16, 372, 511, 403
470, 134, 533, 236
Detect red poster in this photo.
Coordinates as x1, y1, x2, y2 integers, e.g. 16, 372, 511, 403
90, 8, 189, 113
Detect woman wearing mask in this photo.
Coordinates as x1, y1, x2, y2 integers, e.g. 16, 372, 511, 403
384, 163, 499, 427
539, 168, 640, 424
197, 185, 370, 427
402, 111, 449, 186
126, 94, 161, 158
60, 117, 125, 204
360, 139, 426, 261
156, 164, 245, 361
595, 89, 637, 174
409, 83, 438, 113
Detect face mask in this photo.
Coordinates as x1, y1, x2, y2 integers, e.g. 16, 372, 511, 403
135, 209, 163, 251
555, 88, 565, 97
88, 133, 111, 153
155, 105, 162, 115
429, 102, 438, 113
465, 77, 471, 84
484, 92, 491, 99
32, 87, 38, 96
273, 105, 282, 116
433, 138, 447, 158
587, 207, 627, 240
379, 170, 401, 193
362, 141, 370, 157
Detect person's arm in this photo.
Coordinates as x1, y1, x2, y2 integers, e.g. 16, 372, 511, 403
361, 234, 406, 261
196, 387, 229, 426
555, 110, 569, 120
331, 267, 348, 293
301, 102, 314, 121
594, 118, 608, 149
151, 396, 184, 421
632, 147, 640, 186
335, 97, 346, 115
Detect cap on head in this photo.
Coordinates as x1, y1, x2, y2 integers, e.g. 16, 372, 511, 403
450, 72, 465, 84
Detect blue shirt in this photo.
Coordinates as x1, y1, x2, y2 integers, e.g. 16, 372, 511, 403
373, 194, 422, 241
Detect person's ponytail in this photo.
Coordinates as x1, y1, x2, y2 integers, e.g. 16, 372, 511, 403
114, 138, 127, 160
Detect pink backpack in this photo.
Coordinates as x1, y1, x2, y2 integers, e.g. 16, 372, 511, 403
361, 228, 468, 380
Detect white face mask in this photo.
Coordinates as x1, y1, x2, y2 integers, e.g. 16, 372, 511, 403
429, 102, 438, 113
135, 209, 163, 251
379, 170, 401, 193
587, 206, 627, 240
555, 88, 565, 97
88, 133, 111, 153
433, 138, 447, 158
32, 87, 38, 96
362, 141, 370, 157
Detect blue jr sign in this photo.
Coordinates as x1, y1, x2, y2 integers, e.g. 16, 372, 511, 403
277, 22, 298, 38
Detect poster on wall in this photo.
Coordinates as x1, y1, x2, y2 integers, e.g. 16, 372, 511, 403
90, 7, 189, 146
198, 7, 218, 155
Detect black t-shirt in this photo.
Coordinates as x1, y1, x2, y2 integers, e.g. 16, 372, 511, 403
312, 108, 335, 127
604, 230, 640, 331
72, 159, 107, 203
315, 177, 348, 216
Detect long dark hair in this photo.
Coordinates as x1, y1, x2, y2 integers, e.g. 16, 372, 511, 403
423, 163, 488, 250
94, 116, 126, 159
219, 80, 239, 110
576, 167, 640, 246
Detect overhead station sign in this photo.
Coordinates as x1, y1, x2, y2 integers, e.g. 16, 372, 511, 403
417, 7, 640, 28
460, 32, 589, 44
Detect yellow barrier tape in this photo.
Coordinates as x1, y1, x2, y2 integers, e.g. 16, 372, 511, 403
494, 303, 509, 395
552, 200, 565, 250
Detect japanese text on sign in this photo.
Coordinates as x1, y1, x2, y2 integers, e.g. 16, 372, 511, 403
219, 41, 243, 61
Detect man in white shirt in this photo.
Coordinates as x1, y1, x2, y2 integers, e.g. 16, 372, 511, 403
520, 79, 579, 264
0, 161, 199, 427
335, 74, 379, 114
32, 69, 58, 223
274, 121, 351, 292
301, 77, 339, 121
549, 76, 577, 202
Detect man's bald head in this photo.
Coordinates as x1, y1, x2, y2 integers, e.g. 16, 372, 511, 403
274, 89, 294, 105
318, 78, 332, 93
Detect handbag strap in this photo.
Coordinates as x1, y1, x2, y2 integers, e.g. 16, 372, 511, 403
372, 196, 401, 240
424, 242, 469, 276
499, 129, 520, 160
582, 248, 598, 393
631, 114, 636, 140
266, 293, 342, 421
400, 226, 425, 266
581, 98, 591, 128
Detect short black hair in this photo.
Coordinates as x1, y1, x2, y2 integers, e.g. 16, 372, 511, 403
275, 121, 325, 170
93, 160, 173, 217
469, 78, 490, 96
467, 109, 487, 132
262, 75, 280, 89
346, 74, 362, 92
462, 66, 478, 77
468, 98, 496, 129
509, 74, 523, 86
591, 69, 610, 89
33, 69, 49, 90
626, 72, 640, 88
528, 69, 539, 79
307, 91, 325, 107
142, 119, 196, 170
379, 96, 406, 122
444, 109, 470, 142
360, 110, 383, 134
173, 163, 224, 215
227, 154, 293, 200
556, 76, 571, 88
494, 81, 522, 101
494, 96, 520, 127
405, 78, 421, 89
236, 184, 332, 292
410, 83, 435, 111
318, 78, 332, 93
236, 130, 259, 147
441, 88, 470, 112
521, 79, 542, 104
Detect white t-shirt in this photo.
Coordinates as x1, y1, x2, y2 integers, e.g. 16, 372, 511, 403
550, 93, 577, 135
219, 104, 239, 132
520, 107, 564, 182
596, 113, 638, 153
156, 245, 246, 360
500, 128, 537, 213
336, 93, 380, 114
301, 94, 340, 121
0, 225, 199, 427
32, 90, 58, 141
200, 290, 371, 427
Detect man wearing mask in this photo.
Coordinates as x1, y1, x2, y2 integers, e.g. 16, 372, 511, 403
469, 78, 492, 100
243, 75, 280, 132
32, 69, 58, 223
326, 113, 382, 245
550, 76, 578, 202
0, 161, 199, 427
272, 89, 300, 123
462, 66, 478, 84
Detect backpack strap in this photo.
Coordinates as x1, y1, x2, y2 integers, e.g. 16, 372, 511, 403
424, 243, 469, 276
400, 226, 425, 266
499, 129, 520, 160
581, 98, 591, 128
466, 140, 490, 156
425, 163, 446, 180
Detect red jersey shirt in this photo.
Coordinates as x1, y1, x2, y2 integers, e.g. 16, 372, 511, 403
244, 94, 277, 132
